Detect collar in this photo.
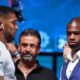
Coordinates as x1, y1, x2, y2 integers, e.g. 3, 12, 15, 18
66, 50, 80, 62
15, 59, 42, 73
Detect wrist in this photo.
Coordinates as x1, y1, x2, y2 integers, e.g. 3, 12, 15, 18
11, 51, 20, 57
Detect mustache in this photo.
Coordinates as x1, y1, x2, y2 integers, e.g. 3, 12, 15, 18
22, 51, 32, 56
24, 53, 33, 61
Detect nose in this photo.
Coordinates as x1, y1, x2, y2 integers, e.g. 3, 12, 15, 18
26, 45, 31, 51
70, 33, 75, 39
69, 33, 75, 41
15, 25, 18, 30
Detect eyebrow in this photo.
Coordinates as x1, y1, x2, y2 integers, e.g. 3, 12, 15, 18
67, 31, 80, 35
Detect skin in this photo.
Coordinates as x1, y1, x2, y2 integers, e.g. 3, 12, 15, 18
6, 42, 20, 63
18, 35, 40, 67
67, 19, 80, 56
0, 12, 18, 80
17, 35, 40, 78
0, 12, 18, 43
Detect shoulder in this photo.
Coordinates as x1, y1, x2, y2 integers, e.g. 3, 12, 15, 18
0, 41, 8, 55
37, 65, 58, 80
0, 41, 8, 52
38, 65, 56, 76
0, 41, 6, 48
39, 65, 54, 73
0, 41, 13, 61
36, 61, 56, 75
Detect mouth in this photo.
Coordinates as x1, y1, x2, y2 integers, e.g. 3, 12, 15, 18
23, 54, 33, 62
68, 41, 76, 46
69, 42, 76, 44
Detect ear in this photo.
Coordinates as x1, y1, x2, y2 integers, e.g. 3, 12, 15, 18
0, 23, 4, 30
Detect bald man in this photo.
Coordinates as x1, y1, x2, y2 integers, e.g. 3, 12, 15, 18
60, 17, 80, 80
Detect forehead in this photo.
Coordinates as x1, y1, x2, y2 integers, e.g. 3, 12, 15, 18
7, 12, 17, 21
67, 21, 80, 31
20, 36, 39, 44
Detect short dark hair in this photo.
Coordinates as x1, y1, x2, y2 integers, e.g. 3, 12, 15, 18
19, 28, 41, 47
0, 5, 15, 18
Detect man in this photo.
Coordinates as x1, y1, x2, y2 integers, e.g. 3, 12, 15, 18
61, 17, 80, 80
15, 28, 57, 80
0, 6, 18, 80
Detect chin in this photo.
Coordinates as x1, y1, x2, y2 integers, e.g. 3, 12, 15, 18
69, 44, 77, 49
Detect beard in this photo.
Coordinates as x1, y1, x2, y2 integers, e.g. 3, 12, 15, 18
5, 34, 14, 42
21, 51, 36, 64
69, 43, 80, 51
4, 30, 15, 42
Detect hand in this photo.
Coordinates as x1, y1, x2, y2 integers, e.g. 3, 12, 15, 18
63, 43, 72, 61
6, 42, 17, 53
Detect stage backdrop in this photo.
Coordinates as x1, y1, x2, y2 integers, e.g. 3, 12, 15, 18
1, 0, 80, 52
0, 0, 80, 79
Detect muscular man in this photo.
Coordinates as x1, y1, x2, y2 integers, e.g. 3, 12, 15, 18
0, 6, 18, 80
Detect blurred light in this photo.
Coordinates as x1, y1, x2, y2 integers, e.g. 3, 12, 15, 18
58, 38, 66, 50
10, 0, 24, 22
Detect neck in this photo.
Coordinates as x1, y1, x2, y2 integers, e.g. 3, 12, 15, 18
20, 60, 36, 69
71, 47, 80, 57
18, 60, 37, 78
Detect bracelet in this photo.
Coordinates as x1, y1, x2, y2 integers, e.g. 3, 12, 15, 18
11, 51, 20, 57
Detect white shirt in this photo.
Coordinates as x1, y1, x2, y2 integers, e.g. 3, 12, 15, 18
0, 41, 16, 80
66, 58, 79, 79
61, 50, 80, 79
60, 50, 80, 80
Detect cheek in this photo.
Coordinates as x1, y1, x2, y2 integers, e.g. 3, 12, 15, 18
67, 36, 70, 39
76, 36, 80, 40
4, 24, 13, 33
32, 49, 38, 55
19, 47, 24, 52
77, 38, 80, 42
19, 46, 26, 53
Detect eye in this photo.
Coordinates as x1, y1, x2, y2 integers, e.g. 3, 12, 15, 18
67, 31, 80, 35
74, 32, 80, 35
11, 20, 17, 26
67, 32, 71, 35
30, 44, 36, 48
22, 43, 28, 48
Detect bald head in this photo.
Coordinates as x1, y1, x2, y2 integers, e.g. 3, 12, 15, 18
68, 17, 80, 30
67, 17, 80, 50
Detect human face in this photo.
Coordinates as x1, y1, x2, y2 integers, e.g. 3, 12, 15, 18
3, 12, 18, 42
67, 21, 80, 49
18, 35, 40, 63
